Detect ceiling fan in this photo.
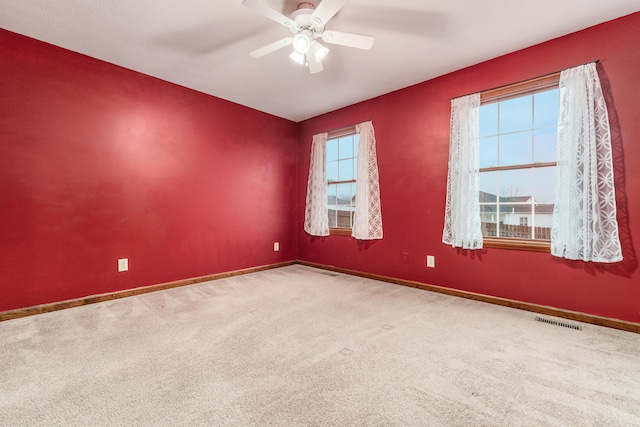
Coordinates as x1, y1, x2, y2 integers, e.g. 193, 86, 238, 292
242, 0, 375, 74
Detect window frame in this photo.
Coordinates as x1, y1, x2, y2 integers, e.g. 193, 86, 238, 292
479, 72, 560, 252
326, 126, 358, 236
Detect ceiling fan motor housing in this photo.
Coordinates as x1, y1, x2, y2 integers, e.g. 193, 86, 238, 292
296, 2, 316, 11
290, 3, 322, 34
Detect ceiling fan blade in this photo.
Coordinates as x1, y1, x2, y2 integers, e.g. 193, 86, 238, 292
242, 0, 296, 28
306, 52, 324, 74
250, 37, 293, 58
310, 0, 349, 27
321, 30, 374, 50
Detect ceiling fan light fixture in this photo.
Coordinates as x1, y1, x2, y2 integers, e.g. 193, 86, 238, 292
310, 41, 329, 62
242, 0, 374, 73
292, 32, 312, 54
289, 50, 306, 65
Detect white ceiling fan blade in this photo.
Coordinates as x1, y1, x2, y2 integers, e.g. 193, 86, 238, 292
250, 37, 293, 58
306, 52, 324, 74
310, 0, 349, 27
321, 30, 374, 50
242, 0, 296, 28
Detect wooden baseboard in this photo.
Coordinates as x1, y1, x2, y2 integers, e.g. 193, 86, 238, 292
4, 259, 638, 334
297, 260, 640, 334
0, 261, 296, 322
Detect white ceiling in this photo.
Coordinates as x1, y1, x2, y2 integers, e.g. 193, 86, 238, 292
2, 0, 640, 122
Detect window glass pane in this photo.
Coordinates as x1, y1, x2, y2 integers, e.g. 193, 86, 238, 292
349, 183, 356, 227
336, 183, 351, 206
339, 136, 354, 158
328, 211, 337, 228
498, 168, 533, 201
335, 182, 353, 229
533, 210, 553, 239
534, 89, 559, 129
327, 184, 337, 228
480, 204, 498, 237
350, 182, 356, 206
326, 139, 339, 162
479, 136, 498, 168
533, 127, 557, 163
479, 171, 497, 199
480, 103, 498, 137
336, 209, 350, 228
499, 131, 533, 166
352, 138, 359, 190
327, 184, 337, 207
481, 167, 555, 241
532, 166, 556, 204
499, 95, 533, 134
338, 159, 353, 181
498, 204, 532, 239
327, 160, 338, 183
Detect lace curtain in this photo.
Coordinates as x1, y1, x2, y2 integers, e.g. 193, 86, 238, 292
551, 63, 622, 262
304, 132, 330, 236
442, 93, 483, 249
352, 121, 383, 240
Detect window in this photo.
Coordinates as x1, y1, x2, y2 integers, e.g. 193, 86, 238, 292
478, 74, 559, 251
444, 64, 620, 258
326, 129, 359, 234
304, 120, 381, 239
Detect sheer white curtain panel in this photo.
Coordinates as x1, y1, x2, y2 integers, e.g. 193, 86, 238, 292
551, 63, 622, 262
304, 132, 330, 236
352, 121, 383, 240
442, 93, 483, 249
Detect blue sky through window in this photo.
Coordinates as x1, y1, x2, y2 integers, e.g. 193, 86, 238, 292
479, 88, 559, 204
327, 133, 359, 228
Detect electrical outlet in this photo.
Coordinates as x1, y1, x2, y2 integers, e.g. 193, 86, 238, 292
402, 252, 409, 263
426, 255, 435, 268
274, 242, 279, 251
118, 258, 128, 272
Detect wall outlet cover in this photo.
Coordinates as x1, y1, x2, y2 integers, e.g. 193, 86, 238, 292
427, 256, 435, 268
118, 258, 129, 272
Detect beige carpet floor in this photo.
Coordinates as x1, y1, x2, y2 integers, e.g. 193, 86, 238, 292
1, 265, 639, 426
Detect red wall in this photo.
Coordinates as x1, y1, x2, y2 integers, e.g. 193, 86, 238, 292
2, 13, 640, 323
297, 12, 640, 323
0, 29, 298, 312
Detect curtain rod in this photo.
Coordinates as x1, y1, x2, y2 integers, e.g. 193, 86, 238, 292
450, 60, 600, 101
325, 120, 372, 135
